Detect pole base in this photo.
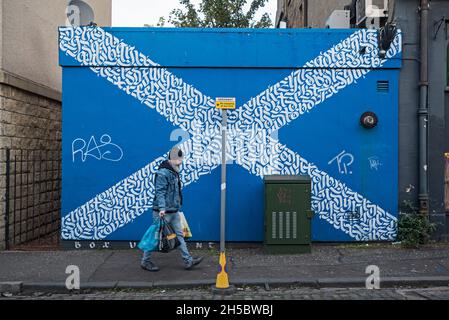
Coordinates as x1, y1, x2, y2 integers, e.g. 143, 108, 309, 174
211, 284, 236, 296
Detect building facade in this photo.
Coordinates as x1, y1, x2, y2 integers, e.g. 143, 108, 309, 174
276, 0, 351, 28
276, 0, 449, 241
0, 0, 111, 250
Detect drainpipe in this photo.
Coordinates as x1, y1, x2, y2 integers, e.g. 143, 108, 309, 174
418, 0, 429, 214
304, 0, 308, 27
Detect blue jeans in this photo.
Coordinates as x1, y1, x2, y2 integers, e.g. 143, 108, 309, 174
141, 211, 193, 266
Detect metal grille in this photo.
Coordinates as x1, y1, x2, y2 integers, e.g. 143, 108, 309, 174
4, 149, 61, 249
279, 212, 283, 239
271, 211, 298, 240
377, 80, 390, 93
292, 212, 297, 239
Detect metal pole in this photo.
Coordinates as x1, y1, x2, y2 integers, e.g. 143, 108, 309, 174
220, 109, 227, 253
213, 100, 234, 293
418, 0, 429, 214
5, 149, 10, 250
303, 0, 308, 28
445, 153, 449, 212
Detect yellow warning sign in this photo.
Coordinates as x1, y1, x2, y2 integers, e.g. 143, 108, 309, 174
215, 97, 236, 109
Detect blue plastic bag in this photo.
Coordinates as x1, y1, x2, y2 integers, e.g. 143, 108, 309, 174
138, 218, 161, 252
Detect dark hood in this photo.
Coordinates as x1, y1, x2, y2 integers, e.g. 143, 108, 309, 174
159, 160, 177, 173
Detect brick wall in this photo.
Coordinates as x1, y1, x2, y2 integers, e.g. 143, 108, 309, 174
0, 84, 61, 250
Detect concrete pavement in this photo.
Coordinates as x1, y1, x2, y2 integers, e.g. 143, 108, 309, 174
1, 243, 449, 294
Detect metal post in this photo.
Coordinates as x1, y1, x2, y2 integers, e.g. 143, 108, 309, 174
213, 98, 234, 294
418, 0, 429, 214
24, 150, 29, 242
13, 152, 17, 246
19, 150, 23, 244
303, 0, 308, 28
220, 109, 227, 253
31, 150, 36, 240
5, 149, 10, 250
445, 153, 449, 212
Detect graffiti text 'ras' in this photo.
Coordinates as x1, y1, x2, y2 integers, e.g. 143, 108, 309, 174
72, 134, 123, 163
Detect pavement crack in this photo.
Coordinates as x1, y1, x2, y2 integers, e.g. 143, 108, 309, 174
436, 262, 449, 273
229, 256, 236, 269
396, 290, 431, 300
86, 252, 115, 283
336, 249, 344, 264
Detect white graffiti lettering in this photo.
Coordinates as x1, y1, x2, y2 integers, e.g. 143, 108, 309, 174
328, 150, 354, 175
72, 134, 123, 163
368, 156, 382, 171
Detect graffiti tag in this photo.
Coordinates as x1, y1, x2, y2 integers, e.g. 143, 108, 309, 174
277, 187, 292, 205
368, 156, 382, 171
72, 134, 124, 163
328, 150, 354, 175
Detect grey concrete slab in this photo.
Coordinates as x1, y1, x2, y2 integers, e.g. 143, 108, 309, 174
88, 249, 215, 283
380, 276, 449, 287
116, 281, 154, 289
80, 282, 118, 290
152, 279, 215, 289
0, 251, 112, 282
0, 282, 22, 294
22, 282, 68, 293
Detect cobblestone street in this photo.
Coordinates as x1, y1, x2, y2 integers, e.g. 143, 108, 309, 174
2, 286, 449, 300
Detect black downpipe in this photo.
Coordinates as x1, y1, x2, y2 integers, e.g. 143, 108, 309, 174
304, 0, 308, 27
419, 0, 429, 214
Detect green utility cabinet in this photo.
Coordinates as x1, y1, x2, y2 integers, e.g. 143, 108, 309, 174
264, 175, 313, 254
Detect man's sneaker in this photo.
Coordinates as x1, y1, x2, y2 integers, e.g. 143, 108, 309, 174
141, 261, 160, 272
185, 256, 204, 270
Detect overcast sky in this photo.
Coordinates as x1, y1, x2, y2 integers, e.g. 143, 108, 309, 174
112, 0, 278, 27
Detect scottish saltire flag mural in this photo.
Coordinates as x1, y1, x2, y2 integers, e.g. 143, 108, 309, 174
59, 26, 402, 242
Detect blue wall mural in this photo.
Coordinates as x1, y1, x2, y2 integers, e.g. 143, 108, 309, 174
59, 26, 402, 242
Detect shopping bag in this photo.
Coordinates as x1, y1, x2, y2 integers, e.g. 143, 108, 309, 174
137, 218, 161, 252
158, 217, 181, 253
179, 212, 193, 239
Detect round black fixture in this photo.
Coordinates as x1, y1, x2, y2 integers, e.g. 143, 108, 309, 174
360, 111, 378, 129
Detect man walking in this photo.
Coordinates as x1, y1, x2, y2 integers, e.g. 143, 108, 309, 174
141, 147, 203, 272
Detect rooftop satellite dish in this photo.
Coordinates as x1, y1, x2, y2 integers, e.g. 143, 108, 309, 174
67, 0, 95, 27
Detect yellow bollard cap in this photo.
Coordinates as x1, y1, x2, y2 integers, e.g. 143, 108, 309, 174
215, 252, 230, 289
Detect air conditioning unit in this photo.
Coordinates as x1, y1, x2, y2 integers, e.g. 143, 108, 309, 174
356, 0, 388, 28
325, 10, 350, 29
